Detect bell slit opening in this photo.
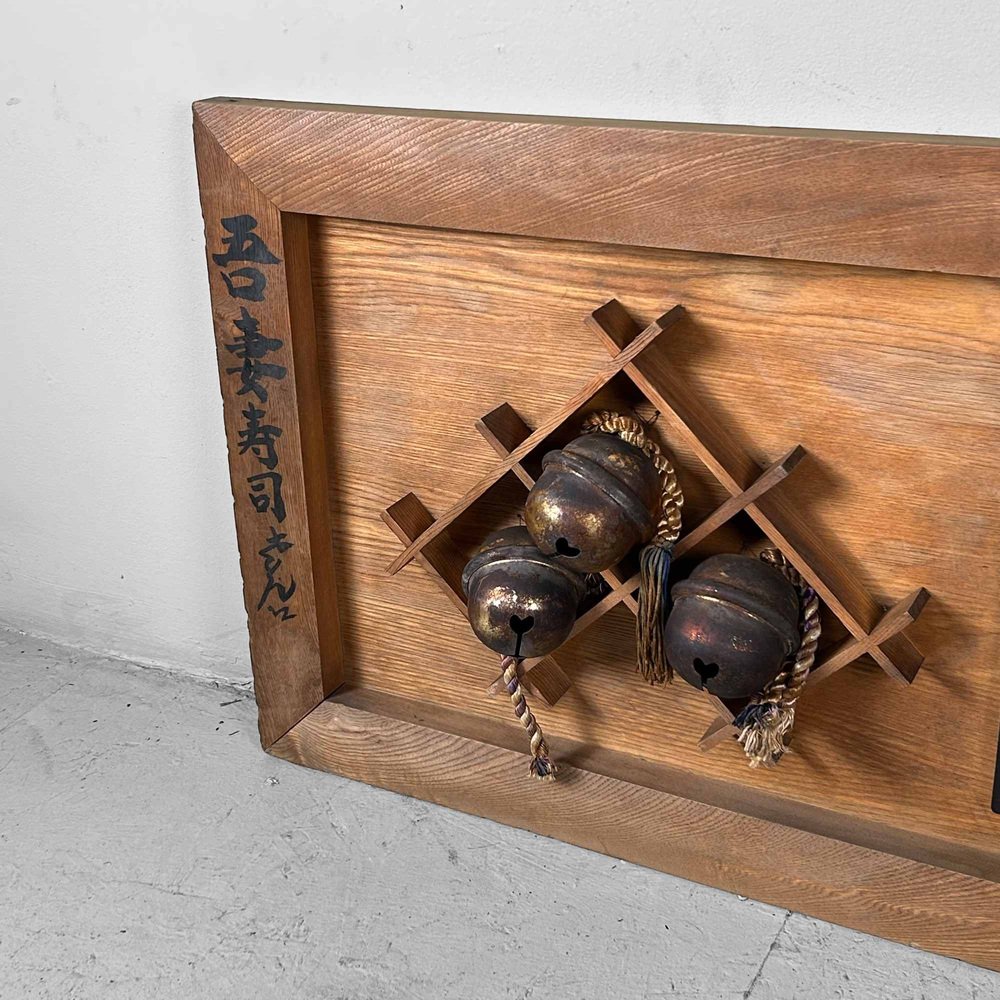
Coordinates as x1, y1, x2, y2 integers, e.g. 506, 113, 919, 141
693, 657, 720, 689
555, 537, 581, 557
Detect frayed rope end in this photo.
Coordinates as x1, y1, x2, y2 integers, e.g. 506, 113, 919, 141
529, 756, 558, 781
734, 702, 794, 768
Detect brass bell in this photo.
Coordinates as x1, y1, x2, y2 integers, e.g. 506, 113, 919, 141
462, 526, 587, 659
665, 553, 800, 700
524, 432, 662, 573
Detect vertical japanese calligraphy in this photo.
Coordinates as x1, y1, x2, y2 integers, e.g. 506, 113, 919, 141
213, 214, 296, 621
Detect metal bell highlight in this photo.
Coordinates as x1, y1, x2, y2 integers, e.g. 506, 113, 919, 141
524, 432, 662, 574
462, 526, 587, 659
665, 553, 800, 700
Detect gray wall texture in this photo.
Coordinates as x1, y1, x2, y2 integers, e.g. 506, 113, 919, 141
3, 0, 1000, 681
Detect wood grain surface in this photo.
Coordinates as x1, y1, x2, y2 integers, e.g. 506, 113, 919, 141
272, 693, 1000, 971
307, 216, 1000, 881
194, 98, 1000, 279
193, 120, 344, 747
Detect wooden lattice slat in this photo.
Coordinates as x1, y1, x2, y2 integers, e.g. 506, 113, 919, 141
382, 298, 929, 753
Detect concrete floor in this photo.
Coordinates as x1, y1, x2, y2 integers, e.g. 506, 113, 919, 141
1, 631, 997, 1000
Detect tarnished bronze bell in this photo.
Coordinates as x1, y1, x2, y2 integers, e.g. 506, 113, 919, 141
462, 526, 587, 659
665, 554, 800, 700
524, 432, 661, 573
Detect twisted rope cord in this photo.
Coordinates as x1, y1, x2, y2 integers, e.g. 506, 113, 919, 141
500, 655, 557, 780
580, 411, 683, 547
581, 411, 684, 683
735, 548, 821, 767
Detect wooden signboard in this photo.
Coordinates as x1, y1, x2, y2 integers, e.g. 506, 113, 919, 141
194, 98, 1000, 970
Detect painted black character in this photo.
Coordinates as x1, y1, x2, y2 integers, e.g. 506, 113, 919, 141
247, 471, 286, 523
225, 308, 287, 402
213, 215, 281, 267
257, 526, 297, 617
220, 267, 267, 302
238, 404, 282, 470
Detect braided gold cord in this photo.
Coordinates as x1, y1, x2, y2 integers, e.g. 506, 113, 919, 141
500, 655, 557, 780
580, 411, 683, 546
736, 548, 822, 767
757, 550, 819, 708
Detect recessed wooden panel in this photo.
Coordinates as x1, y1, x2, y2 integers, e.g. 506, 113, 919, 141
308, 216, 999, 877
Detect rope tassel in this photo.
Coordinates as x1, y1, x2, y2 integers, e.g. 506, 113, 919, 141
581, 411, 684, 685
500, 655, 557, 780
637, 543, 672, 684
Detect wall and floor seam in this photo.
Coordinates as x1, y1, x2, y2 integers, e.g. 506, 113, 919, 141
0, 622, 255, 698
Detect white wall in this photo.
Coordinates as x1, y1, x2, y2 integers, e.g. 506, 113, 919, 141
3, 2, 998, 682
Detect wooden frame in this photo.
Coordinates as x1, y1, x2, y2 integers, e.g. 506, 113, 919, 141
193, 98, 1000, 970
